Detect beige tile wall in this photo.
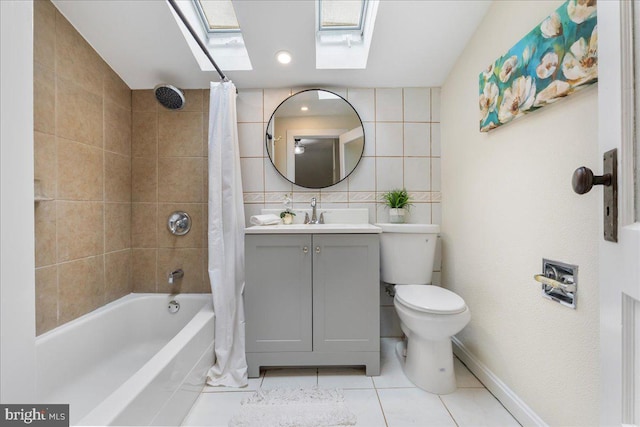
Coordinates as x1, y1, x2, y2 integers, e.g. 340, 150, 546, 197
33, 0, 132, 335
131, 90, 210, 295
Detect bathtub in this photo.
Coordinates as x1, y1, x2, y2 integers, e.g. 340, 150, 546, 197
36, 293, 214, 426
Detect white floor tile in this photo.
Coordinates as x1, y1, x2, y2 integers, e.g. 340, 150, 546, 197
182, 391, 253, 427
202, 372, 264, 393
440, 388, 520, 427
343, 389, 387, 427
377, 388, 456, 427
318, 367, 375, 389
373, 338, 415, 389
183, 340, 521, 427
261, 368, 318, 389
454, 358, 484, 388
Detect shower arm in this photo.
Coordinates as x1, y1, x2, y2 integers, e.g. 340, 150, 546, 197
167, 0, 229, 83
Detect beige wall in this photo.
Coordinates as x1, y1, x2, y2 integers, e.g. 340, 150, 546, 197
130, 89, 210, 295
441, 1, 599, 425
33, 0, 133, 335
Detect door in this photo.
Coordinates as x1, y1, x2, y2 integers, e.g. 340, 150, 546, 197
312, 234, 380, 352
244, 235, 313, 352
599, 3, 640, 425
339, 126, 364, 180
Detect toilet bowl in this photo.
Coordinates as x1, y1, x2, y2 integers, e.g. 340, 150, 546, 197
376, 223, 471, 394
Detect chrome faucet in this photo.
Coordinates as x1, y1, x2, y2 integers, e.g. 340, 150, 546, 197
168, 269, 184, 284
304, 197, 324, 224
310, 197, 318, 224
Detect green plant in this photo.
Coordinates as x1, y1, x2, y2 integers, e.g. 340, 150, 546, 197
280, 209, 296, 218
381, 188, 411, 209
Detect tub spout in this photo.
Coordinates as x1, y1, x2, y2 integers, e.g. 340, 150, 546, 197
168, 269, 184, 284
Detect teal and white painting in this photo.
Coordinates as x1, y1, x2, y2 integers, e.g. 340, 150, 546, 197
479, 0, 597, 132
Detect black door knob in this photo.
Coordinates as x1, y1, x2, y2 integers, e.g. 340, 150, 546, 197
572, 166, 612, 194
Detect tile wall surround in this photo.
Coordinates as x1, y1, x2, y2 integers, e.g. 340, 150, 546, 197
33, 0, 133, 335
236, 87, 442, 228
130, 89, 211, 296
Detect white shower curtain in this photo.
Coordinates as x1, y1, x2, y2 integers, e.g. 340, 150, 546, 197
206, 81, 248, 387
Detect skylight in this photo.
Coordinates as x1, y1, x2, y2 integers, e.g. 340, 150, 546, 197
194, 0, 240, 33
169, 0, 252, 71
319, 0, 366, 31
315, 0, 379, 69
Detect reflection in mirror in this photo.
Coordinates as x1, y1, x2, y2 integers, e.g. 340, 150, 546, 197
266, 89, 364, 189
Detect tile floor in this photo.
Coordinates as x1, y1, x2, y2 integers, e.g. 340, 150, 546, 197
182, 338, 520, 427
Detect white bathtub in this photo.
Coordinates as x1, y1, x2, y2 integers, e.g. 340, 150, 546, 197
36, 293, 214, 426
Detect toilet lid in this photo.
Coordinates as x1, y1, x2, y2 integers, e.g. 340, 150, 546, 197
395, 285, 467, 314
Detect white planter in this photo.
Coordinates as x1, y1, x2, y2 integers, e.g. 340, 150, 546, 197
282, 213, 294, 225
389, 208, 406, 223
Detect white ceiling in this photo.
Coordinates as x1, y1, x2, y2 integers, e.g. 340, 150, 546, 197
52, 0, 491, 90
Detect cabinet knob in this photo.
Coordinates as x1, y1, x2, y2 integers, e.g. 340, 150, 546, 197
315, 246, 321, 254
302, 246, 309, 254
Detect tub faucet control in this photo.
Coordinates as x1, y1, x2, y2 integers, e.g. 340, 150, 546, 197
168, 269, 184, 284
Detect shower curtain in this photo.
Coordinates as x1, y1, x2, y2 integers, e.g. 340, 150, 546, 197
206, 81, 248, 387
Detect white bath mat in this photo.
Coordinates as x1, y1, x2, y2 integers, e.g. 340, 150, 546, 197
228, 387, 357, 427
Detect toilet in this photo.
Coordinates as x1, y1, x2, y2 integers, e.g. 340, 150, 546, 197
376, 223, 470, 394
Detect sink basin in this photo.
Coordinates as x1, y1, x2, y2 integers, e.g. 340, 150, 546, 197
245, 223, 381, 234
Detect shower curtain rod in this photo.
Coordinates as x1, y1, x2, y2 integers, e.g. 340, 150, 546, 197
167, 0, 229, 83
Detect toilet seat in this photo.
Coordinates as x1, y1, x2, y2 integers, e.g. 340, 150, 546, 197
395, 285, 466, 314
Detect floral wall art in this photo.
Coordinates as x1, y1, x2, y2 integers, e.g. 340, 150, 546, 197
479, 0, 597, 132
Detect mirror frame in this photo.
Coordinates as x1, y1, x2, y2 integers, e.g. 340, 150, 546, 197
265, 89, 365, 189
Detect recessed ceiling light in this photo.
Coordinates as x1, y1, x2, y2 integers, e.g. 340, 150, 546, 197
276, 50, 292, 64
300, 106, 309, 111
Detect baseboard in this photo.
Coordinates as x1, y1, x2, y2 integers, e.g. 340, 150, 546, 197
452, 337, 548, 427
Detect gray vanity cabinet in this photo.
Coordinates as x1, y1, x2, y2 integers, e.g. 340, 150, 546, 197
244, 233, 380, 377
244, 234, 312, 353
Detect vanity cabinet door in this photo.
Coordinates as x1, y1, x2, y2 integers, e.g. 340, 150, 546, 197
312, 234, 380, 352
245, 234, 312, 352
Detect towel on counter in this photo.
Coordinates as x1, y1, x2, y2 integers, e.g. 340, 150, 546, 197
250, 214, 281, 226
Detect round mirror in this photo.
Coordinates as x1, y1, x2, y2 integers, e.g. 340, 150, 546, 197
266, 89, 365, 189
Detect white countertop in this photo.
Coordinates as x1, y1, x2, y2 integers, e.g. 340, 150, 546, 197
245, 223, 382, 234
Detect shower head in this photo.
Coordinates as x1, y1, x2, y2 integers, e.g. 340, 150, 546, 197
154, 84, 185, 110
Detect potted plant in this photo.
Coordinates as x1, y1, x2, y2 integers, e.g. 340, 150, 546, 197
280, 209, 296, 225
280, 193, 296, 224
381, 188, 411, 223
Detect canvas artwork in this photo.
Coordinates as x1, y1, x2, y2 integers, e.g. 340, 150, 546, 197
479, 0, 597, 132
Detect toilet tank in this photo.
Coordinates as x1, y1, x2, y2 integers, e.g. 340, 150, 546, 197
376, 223, 440, 285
